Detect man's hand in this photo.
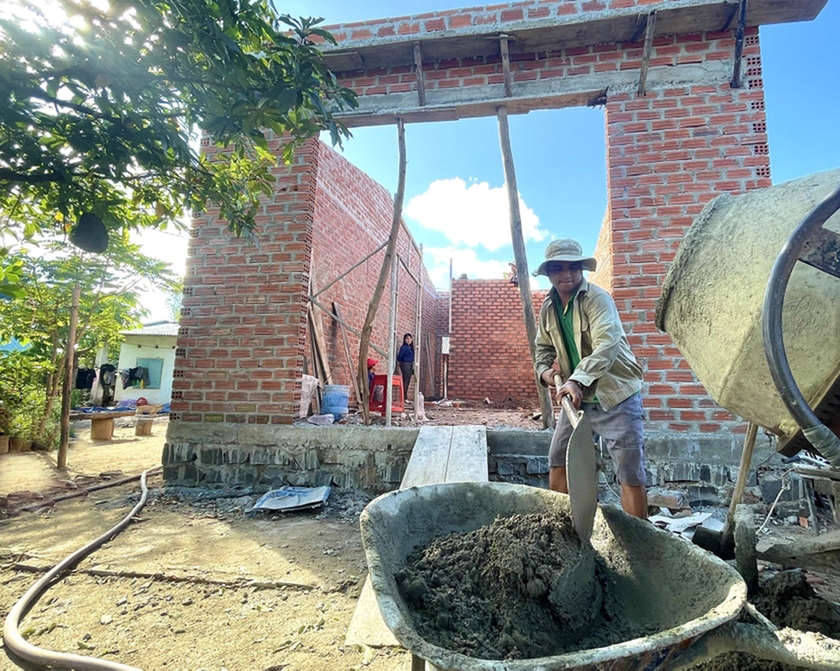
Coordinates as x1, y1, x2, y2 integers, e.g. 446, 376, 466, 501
557, 379, 584, 409
540, 369, 557, 388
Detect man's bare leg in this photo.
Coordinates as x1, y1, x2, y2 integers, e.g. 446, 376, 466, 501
553, 467, 647, 520
549, 466, 568, 494
621, 483, 648, 519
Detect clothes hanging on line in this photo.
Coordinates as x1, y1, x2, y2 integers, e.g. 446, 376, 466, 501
122, 366, 150, 389
75, 368, 97, 390
99, 363, 117, 388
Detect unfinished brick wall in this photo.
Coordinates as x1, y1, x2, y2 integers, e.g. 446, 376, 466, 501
448, 280, 548, 403
172, 137, 445, 424
311, 143, 441, 403
172, 135, 318, 424
173, 2, 773, 443
325, 1, 708, 41
604, 29, 770, 437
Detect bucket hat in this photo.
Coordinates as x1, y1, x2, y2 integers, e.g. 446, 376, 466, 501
367, 358, 378, 368
533, 238, 597, 277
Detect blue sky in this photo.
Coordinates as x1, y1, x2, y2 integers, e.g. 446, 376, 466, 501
142, 0, 840, 317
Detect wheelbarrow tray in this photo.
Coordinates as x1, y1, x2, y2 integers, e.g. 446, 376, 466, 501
360, 482, 746, 671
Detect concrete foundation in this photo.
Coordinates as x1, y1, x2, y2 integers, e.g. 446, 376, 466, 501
163, 422, 777, 498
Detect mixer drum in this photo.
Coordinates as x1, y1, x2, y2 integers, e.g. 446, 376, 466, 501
655, 168, 840, 453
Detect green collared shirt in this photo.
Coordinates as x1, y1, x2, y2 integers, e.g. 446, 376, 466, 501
535, 278, 644, 410
553, 287, 581, 370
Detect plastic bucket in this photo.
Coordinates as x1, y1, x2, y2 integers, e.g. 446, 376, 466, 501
321, 384, 350, 419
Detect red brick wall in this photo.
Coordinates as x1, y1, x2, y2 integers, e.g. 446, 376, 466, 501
324, 2, 695, 41
310, 143, 442, 405
172, 135, 318, 424
606, 30, 769, 437
448, 280, 548, 403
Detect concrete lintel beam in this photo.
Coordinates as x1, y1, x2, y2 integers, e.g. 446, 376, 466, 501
335, 58, 731, 127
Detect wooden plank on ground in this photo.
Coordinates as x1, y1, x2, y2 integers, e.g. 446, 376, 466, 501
344, 580, 401, 647
446, 425, 488, 483
399, 426, 452, 489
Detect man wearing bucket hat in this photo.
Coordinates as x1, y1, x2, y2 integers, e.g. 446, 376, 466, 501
534, 239, 648, 519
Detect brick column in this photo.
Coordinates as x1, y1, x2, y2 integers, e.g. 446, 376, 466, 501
605, 28, 771, 439
170, 137, 319, 425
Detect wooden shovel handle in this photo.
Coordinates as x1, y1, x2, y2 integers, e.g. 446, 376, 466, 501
554, 374, 580, 429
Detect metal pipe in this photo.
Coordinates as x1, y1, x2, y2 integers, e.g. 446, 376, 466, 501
762, 182, 840, 468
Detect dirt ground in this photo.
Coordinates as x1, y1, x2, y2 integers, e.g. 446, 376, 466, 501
1, 411, 839, 670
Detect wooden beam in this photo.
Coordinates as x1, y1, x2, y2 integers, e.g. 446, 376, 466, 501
731, 0, 748, 88
332, 303, 362, 406
312, 240, 387, 299
413, 42, 426, 107
637, 11, 657, 96
496, 106, 555, 429
309, 295, 387, 358
308, 270, 333, 385
357, 118, 407, 425
499, 34, 513, 98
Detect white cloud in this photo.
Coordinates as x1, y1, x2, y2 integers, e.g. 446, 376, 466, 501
405, 178, 547, 252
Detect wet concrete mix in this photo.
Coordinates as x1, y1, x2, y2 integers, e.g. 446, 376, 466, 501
396, 511, 655, 660
688, 570, 840, 671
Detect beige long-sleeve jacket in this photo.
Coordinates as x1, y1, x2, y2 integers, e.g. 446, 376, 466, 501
534, 278, 643, 411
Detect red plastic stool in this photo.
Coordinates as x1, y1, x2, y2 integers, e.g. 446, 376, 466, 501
369, 374, 404, 413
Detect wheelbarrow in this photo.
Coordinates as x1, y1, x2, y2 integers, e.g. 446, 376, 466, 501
359, 482, 840, 670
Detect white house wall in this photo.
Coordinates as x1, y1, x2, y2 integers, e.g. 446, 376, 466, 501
115, 335, 177, 405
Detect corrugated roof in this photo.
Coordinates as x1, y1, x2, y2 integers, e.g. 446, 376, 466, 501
120, 321, 179, 337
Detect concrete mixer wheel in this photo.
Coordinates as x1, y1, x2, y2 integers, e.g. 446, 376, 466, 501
762, 181, 840, 469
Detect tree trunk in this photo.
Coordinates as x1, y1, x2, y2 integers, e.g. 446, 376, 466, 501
58, 283, 80, 468
497, 106, 555, 429
357, 119, 407, 425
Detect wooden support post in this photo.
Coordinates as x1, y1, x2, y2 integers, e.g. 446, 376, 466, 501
333, 303, 362, 406
308, 305, 332, 385
413, 42, 426, 107
386, 251, 399, 427
424, 335, 435, 399
496, 106, 555, 429
499, 34, 513, 98
731, 0, 748, 88
637, 11, 657, 96
414, 245, 424, 410
358, 118, 407, 425
58, 283, 80, 469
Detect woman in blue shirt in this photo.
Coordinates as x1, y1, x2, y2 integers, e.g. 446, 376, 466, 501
397, 333, 415, 399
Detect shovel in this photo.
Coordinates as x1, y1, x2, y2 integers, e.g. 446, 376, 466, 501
551, 375, 599, 541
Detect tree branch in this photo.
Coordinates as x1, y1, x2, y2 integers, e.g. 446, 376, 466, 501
0, 169, 68, 184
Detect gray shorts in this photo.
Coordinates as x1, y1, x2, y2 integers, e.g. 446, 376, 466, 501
549, 392, 647, 487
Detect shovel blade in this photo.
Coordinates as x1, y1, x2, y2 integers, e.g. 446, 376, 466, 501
565, 410, 599, 542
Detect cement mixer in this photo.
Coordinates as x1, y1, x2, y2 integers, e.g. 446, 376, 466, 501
655, 168, 840, 469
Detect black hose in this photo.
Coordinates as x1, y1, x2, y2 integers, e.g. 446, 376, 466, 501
762, 183, 840, 469
3, 468, 160, 670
